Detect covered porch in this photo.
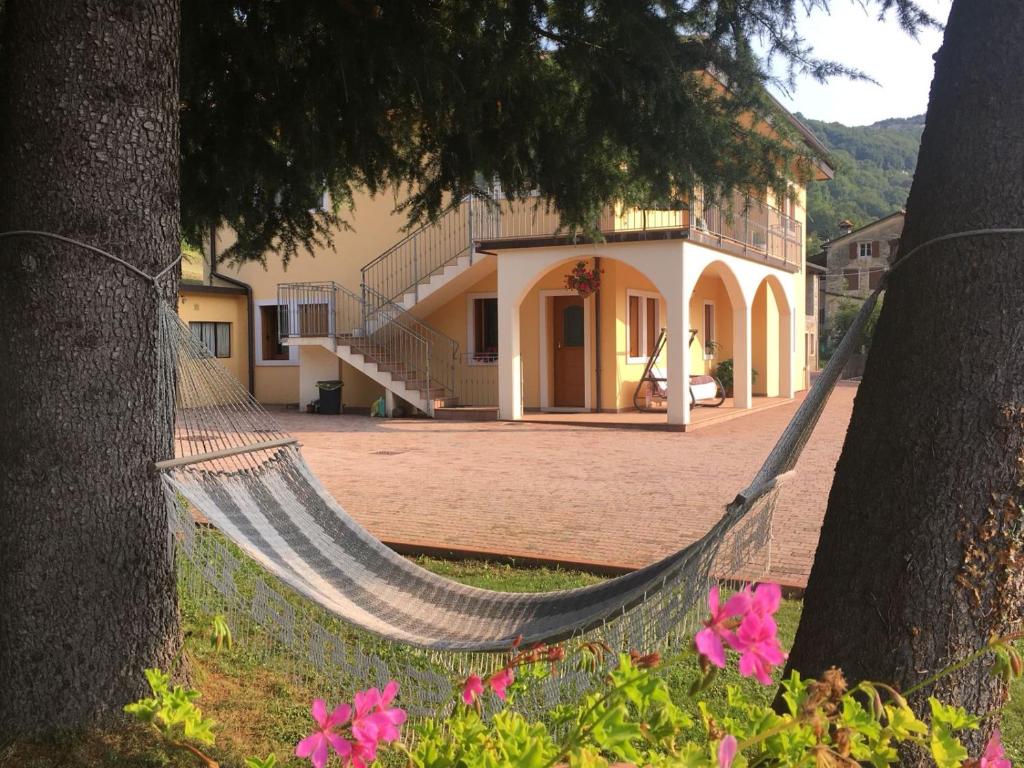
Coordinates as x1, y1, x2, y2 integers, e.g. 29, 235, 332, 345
492, 238, 800, 427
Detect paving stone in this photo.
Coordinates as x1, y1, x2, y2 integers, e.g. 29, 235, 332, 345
274, 383, 858, 588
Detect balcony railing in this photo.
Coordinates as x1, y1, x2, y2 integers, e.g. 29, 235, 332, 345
485, 192, 803, 269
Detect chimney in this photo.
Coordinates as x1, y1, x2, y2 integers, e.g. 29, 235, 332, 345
838, 219, 854, 236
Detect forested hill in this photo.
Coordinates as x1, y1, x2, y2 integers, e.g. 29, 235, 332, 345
801, 114, 924, 249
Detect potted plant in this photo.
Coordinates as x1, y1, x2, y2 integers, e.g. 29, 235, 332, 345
564, 260, 602, 298
714, 358, 758, 397
704, 339, 720, 362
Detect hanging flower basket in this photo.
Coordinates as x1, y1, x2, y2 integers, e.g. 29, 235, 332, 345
564, 261, 603, 298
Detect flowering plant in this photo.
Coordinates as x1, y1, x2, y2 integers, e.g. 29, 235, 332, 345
295, 682, 407, 768
565, 260, 603, 298
406, 583, 1019, 768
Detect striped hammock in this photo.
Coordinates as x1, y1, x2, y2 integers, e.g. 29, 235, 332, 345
156, 292, 878, 716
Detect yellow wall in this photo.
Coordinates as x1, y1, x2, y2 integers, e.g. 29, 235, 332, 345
211, 188, 415, 406
177, 290, 250, 390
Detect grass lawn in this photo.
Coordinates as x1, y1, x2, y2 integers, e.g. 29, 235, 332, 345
1, 558, 1020, 767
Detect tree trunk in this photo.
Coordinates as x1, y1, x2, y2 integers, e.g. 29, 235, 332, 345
786, 0, 1024, 759
0, 0, 181, 734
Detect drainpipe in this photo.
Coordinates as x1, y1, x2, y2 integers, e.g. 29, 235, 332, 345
208, 225, 256, 396
594, 256, 602, 413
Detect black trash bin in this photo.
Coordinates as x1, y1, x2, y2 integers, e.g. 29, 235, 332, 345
316, 380, 342, 414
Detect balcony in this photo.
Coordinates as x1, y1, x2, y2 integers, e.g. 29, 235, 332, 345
479, 192, 803, 272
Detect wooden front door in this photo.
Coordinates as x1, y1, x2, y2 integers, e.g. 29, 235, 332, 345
553, 296, 586, 407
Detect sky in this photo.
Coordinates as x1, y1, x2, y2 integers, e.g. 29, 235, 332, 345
769, 0, 952, 126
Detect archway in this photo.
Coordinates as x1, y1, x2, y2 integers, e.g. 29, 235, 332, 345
751, 274, 794, 398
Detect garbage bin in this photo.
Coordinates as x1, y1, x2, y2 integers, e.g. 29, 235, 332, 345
316, 380, 342, 415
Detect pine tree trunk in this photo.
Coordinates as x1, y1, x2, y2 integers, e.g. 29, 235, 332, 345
786, 0, 1024, 757
0, 0, 181, 734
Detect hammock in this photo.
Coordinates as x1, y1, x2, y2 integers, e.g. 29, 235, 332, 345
156, 291, 878, 714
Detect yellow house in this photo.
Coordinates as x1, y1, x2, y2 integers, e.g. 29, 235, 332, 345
185, 105, 833, 428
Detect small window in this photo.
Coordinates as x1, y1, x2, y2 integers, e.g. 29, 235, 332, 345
858, 242, 873, 259
843, 268, 861, 292
702, 302, 716, 356
563, 305, 585, 347
627, 291, 660, 362
189, 321, 231, 358
807, 332, 816, 358
260, 305, 289, 361
471, 296, 498, 362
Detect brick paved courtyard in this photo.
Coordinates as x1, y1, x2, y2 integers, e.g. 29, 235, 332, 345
275, 383, 858, 588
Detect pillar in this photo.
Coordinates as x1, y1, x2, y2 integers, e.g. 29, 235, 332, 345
498, 263, 524, 420
666, 285, 691, 426
733, 305, 753, 409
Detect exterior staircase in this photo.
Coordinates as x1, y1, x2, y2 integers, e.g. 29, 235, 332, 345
278, 195, 504, 416
360, 194, 500, 316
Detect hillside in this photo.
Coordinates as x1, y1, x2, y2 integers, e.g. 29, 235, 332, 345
800, 114, 924, 249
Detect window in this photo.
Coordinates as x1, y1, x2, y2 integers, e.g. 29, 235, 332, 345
189, 321, 231, 358
843, 268, 861, 292
702, 302, 716, 356
469, 296, 498, 363
807, 332, 816, 358
627, 291, 660, 363
858, 242, 873, 259
260, 305, 289, 361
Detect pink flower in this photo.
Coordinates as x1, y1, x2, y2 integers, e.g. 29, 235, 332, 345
734, 613, 787, 685
351, 681, 406, 748
295, 699, 352, 768
372, 681, 406, 743
695, 586, 752, 668
749, 582, 781, 617
350, 738, 377, 768
462, 674, 484, 705
488, 668, 515, 700
718, 734, 738, 768
980, 729, 1011, 768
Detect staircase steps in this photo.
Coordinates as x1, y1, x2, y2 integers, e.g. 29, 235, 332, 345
434, 406, 499, 422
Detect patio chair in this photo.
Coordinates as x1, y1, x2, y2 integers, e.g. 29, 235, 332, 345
633, 329, 726, 411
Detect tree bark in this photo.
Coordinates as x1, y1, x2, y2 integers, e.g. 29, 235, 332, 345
0, 0, 181, 734
786, 0, 1024, 758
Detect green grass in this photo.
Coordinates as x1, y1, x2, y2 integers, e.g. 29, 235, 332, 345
2, 558, 1021, 767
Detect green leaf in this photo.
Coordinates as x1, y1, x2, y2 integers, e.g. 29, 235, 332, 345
930, 725, 969, 768
245, 755, 278, 768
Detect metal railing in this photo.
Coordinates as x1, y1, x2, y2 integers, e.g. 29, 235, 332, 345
277, 281, 338, 338
455, 353, 499, 406
468, 192, 803, 269
277, 282, 461, 407
360, 194, 501, 304
689, 193, 803, 268
361, 285, 459, 401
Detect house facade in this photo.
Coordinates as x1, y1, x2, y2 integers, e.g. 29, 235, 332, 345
811, 211, 904, 341
182, 115, 834, 428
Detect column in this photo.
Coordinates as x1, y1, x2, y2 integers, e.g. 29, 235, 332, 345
780, 309, 795, 398
666, 288, 691, 426
498, 262, 523, 421
733, 305, 753, 409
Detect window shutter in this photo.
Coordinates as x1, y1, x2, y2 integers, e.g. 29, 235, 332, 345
848, 242, 857, 260
646, 298, 658, 356
628, 296, 640, 358
872, 240, 881, 260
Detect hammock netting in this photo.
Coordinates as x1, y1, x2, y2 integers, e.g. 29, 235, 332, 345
157, 291, 878, 718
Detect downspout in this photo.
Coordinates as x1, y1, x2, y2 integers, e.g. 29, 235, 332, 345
208, 225, 256, 396
594, 256, 602, 413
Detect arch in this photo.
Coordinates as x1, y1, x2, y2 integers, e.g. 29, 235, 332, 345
751, 273, 795, 399
496, 244, 686, 421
